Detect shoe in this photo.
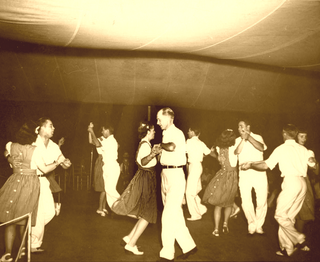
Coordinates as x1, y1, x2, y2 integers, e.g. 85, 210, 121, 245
120, 236, 130, 247
0, 253, 12, 262
176, 247, 197, 260
276, 247, 297, 257
102, 208, 109, 214
55, 203, 61, 216
31, 247, 45, 253
96, 210, 106, 217
256, 228, 264, 235
222, 222, 229, 234
18, 247, 26, 259
186, 216, 201, 221
230, 207, 240, 219
212, 229, 219, 237
124, 244, 144, 255
296, 240, 310, 251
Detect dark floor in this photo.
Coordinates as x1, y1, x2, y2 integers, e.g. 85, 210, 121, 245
1, 178, 320, 262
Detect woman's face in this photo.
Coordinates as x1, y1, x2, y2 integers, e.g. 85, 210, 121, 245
147, 127, 155, 141
297, 133, 307, 146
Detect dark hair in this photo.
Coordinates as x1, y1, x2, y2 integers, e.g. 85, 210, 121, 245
215, 129, 236, 148
15, 121, 37, 145
189, 125, 201, 136
283, 124, 298, 138
101, 124, 114, 135
37, 117, 52, 127
160, 107, 174, 119
239, 118, 251, 126
297, 127, 308, 135
138, 121, 154, 139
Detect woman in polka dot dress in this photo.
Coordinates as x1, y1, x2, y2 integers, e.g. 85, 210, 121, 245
202, 129, 238, 237
0, 123, 64, 262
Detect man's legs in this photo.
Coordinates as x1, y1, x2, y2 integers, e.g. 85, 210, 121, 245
186, 162, 207, 219
160, 169, 196, 260
103, 162, 120, 208
31, 178, 55, 249
275, 177, 307, 254
239, 171, 256, 233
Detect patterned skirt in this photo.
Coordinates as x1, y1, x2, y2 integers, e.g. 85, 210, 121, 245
112, 167, 157, 224
93, 155, 105, 192
0, 170, 40, 226
202, 168, 238, 207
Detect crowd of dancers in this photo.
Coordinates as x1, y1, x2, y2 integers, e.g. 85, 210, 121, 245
0, 108, 319, 262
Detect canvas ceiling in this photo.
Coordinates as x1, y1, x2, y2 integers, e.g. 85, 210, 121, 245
0, 0, 320, 114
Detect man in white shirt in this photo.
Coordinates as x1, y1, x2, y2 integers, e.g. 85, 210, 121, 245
241, 124, 316, 256
185, 125, 214, 221
234, 119, 268, 235
157, 108, 197, 262
88, 123, 120, 209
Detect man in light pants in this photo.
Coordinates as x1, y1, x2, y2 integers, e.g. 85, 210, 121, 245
241, 124, 316, 256
157, 107, 197, 262
185, 125, 214, 221
234, 119, 268, 235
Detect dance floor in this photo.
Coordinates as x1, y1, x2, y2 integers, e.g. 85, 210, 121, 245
1, 182, 320, 262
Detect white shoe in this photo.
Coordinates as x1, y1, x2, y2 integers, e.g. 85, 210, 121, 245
124, 244, 144, 255
55, 203, 61, 216
230, 206, 240, 218
256, 228, 264, 234
0, 253, 12, 262
187, 216, 202, 221
96, 210, 106, 217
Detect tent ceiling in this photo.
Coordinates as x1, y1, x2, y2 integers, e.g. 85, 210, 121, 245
0, 0, 320, 114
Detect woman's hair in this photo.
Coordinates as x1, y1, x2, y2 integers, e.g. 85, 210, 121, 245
215, 129, 236, 148
15, 120, 37, 145
138, 121, 154, 139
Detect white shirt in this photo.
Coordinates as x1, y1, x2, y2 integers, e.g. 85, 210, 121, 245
99, 135, 118, 164
160, 124, 186, 166
186, 136, 211, 163
33, 135, 63, 175
235, 132, 267, 165
265, 139, 311, 177
136, 138, 157, 168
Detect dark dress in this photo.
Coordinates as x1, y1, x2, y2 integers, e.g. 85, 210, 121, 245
112, 141, 157, 223
0, 143, 40, 226
93, 154, 105, 192
202, 147, 238, 207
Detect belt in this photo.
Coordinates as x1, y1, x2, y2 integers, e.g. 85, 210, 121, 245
162, 165, 184, 169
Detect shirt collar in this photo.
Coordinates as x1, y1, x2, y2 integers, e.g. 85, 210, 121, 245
284, 139, 296, 145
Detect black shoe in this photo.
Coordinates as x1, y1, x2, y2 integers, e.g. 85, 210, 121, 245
176, 247, 198, 260
157, 258, 174, 262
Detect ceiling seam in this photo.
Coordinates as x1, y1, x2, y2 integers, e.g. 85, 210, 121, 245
188, 0, 287, 53
94, 59, 101, 103
223, 68, 245, 110
14, 53, 33, 94
191, 63, 210, 107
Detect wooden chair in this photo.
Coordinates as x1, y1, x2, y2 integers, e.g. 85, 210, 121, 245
71, 164, 90, 191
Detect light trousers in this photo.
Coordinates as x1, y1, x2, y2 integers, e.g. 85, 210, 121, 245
103, 161, 120, 208
186, 162, 207, 218
160, 168, 196, 260
31, 177, 55, 248
239, 170, 268, 232
275, 176, 307, 253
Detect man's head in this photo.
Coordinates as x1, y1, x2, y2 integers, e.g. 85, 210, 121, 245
101, 124, 114, 138
157, 107, 174, 130
282, 124, 298, 141
37, 117, 54, 139
187, 125, 201, 139
238, 119, 251, 135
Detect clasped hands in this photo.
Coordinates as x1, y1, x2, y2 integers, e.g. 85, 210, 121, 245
240, 161, 252, 170
88, 122, 94, 133
151, 144, 162, 155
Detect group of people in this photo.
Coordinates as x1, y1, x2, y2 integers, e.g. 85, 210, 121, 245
87, 107, 319, 261
0, 118, 72, 262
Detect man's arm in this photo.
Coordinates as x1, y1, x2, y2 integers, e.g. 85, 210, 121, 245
88, 123, 102, 147
240, 160, 269, 171
247, 133, 264, 152
160, 142, 176, 152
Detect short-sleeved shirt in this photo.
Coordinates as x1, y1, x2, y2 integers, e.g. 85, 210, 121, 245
265, 139, 312, 178
136, 138, 157, 168
186, 136, 211, 163
235, 132, 267, 165
160, 124, 186, 166
99, 135, 118, 164
33, 135, 63, 175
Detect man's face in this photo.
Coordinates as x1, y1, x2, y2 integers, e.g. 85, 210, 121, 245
101, 128, 109, 138
41, 120, 55, 138
238, 121, 249, 135
157, 111, 170, 130
187, 128, 194, 138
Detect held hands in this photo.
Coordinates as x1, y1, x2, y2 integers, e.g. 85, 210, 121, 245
88, 122, 94, 133
240, 129, 250, 140
240, 161, 252, 170
151, 144, 162, 155
9, 155, 22, 168
61, 158, 72, 169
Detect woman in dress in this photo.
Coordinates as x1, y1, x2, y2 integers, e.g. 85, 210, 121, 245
295, 129, 319, 251
202, 129, 238, 236
0, 122, 64, 262
112, 121, 161, 255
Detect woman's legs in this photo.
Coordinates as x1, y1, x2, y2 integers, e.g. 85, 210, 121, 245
4, 224, 16, 255
98, 191, 106, 211
214, 206, 222, 231
127, 218, 149, 247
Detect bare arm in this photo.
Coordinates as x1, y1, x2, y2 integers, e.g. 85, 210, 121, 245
240, 160, 269, 171
87, 123, 102, 147
160, 142, 176, 152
